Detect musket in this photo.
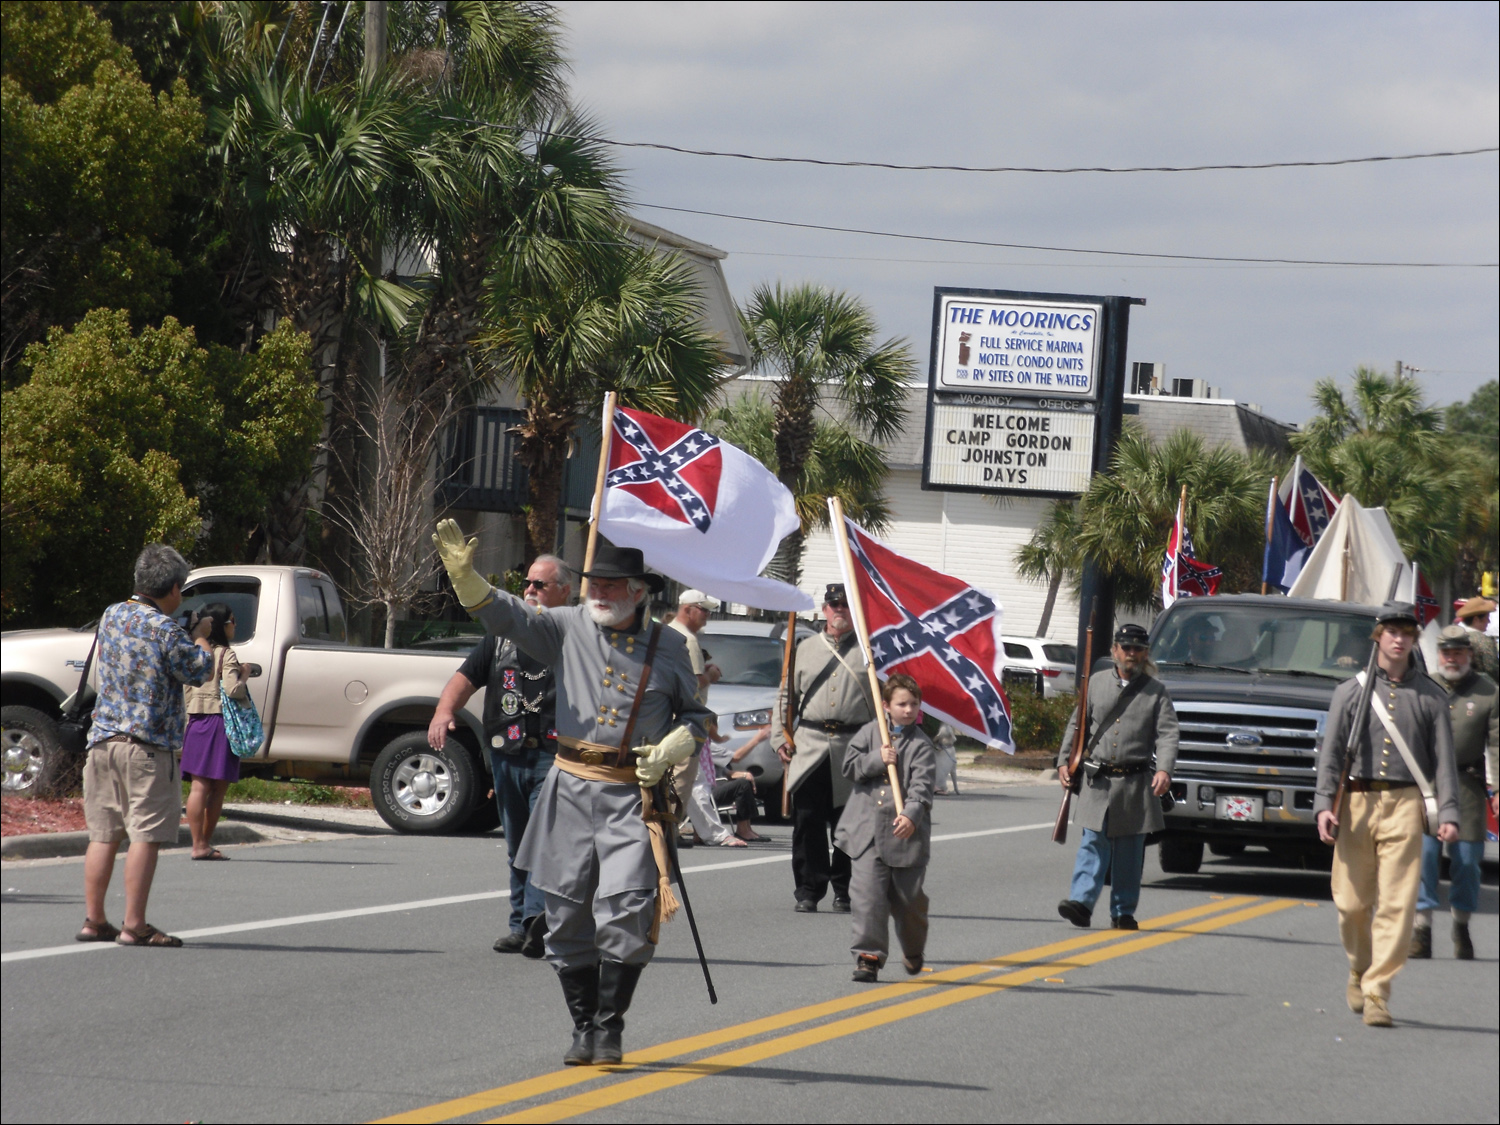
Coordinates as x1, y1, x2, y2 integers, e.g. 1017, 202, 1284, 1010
655, 778, 718, 1004
1052, 608, 1095, 845
779, 610, 798, 818
1327, 566, 1405, 842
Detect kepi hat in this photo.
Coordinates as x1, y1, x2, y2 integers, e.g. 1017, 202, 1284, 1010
823, 583, 848, 605
1437, 624, 1473, 650
1375, 602, 1419, 627
1114, 623, 1150, 647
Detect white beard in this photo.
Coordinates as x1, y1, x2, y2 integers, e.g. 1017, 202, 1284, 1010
1438, 664, 1470, 682
587, 595, 635, 628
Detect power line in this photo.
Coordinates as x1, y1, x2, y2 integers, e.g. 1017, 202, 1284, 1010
441, 118, 1497, 174
636, 203, 1500, 268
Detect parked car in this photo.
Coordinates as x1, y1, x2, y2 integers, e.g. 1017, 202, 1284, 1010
699, 617, 816, 818
1000, 636, 1077, 697
2, 566, 494, 834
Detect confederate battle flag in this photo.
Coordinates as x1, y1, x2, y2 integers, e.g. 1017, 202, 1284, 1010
838, 515, 1015, 753
596, 403, 812, 611
1162, 519, 1222, 608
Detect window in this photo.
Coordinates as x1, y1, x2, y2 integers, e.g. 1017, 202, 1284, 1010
698, 634, 783, 686
1003, 642, 1034, 661
296, 577, 347, 643
1042, 644, 1076, 664
1154, 603, 1372, 680
179, 580, 261, 642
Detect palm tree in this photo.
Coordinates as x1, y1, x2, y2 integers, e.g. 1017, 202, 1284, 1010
483, 225, 727, 556
1018, 426, 1277, 610
705, 389, 892, 536
1293, 367, 1473, 573
738, 283, 915, 586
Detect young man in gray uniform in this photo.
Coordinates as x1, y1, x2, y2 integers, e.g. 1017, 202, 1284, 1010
1411, 624, 1497, 961
434, 522, 709, 1066
1315, 603, 1459, 1028
1056, 623, 1178, 931
772, 584, 876, 913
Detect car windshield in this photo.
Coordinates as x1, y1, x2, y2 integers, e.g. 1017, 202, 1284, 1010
1153, 602, 1373, 681
700, 633, 783, 686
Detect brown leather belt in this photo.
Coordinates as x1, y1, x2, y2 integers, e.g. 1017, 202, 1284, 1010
1347, 779, 1416, 793
812, 721, 865, 734
556, 737, 640, 768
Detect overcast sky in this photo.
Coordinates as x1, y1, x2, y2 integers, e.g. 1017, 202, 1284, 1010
554, 1, 1498, 424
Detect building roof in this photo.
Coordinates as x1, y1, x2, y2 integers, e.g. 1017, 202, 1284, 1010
1122, 394, 1294, 455
623, 217, 750, 369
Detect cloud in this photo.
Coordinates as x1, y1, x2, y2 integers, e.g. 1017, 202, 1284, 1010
557, 1, 1499, 420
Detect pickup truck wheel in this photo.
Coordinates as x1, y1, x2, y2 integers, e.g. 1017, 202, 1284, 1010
371, 733, 476, 833
1, 706, 65, 797
1158, 837, 1204, 874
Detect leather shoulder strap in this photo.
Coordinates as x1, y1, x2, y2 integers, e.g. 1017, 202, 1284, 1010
616, 622, 663, 763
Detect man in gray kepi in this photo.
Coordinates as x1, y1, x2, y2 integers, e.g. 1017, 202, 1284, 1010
433, 521, 709, 1067
772, 583, 875, 913
1411, 624, 1497, 961
1056, 622, 1179, 931
1315, 602, 1459, 1028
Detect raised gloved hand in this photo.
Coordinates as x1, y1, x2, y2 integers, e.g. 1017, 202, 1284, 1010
634, 725, 699, 786
431, 519, 491, 609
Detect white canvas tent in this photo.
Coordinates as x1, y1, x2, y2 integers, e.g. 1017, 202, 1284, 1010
1286, 495, 1409, 605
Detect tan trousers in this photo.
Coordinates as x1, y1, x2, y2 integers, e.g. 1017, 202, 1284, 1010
1331, 788, 1424, 1001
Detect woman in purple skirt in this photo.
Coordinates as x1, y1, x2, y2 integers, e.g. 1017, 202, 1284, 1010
180, 603, 248, 860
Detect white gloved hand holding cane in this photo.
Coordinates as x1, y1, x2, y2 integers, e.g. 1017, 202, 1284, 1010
432, 519, 493, 609
634, 726, 699, 786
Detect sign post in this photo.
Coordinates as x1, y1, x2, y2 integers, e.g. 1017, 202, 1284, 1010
920, 287, 1143, 682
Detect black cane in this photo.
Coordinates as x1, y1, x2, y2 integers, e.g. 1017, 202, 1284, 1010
657, 781, 718, 1004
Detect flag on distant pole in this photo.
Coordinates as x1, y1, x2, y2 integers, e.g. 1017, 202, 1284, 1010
1162, 485, 1222, 608
1262, 475, 1313, 592
835, 515, 1014, 753
1278, 455, 1340, 550
594, 402, 813, 611
1412, 563, 1440, 626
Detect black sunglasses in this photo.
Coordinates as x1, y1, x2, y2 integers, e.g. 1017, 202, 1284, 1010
1117, 643, 1146, 654
523, 578, 551, 589
826, 600, 849, 609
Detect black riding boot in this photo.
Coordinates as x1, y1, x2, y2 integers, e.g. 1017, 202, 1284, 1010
593, 960, 644, 1065
557, 965, 599, 1066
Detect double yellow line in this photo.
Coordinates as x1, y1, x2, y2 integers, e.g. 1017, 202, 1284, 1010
377, 894, 1301, 1125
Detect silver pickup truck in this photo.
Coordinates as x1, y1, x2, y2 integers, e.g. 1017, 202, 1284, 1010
1, 565, 496, 834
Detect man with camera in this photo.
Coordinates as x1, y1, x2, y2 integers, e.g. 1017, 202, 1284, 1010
77, 544, 214, 948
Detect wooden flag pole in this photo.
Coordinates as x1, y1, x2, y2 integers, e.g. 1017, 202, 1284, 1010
779, 609, 798, 819
828, 497, 904, 811
579, 391, 617, 602
1261, 475, 1278, 595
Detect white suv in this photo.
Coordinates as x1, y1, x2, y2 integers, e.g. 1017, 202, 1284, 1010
1000, 636, 1077, 698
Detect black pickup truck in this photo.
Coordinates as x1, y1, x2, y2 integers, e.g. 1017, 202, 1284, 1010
1148, 594, 1387, 873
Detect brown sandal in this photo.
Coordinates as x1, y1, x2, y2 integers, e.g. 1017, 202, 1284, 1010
116, 923, 183, 948
76, 918, 121, 943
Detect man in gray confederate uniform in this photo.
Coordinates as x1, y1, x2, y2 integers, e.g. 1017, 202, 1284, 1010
434, 522, 710, 1066
1411, 624, 1497, 961
1056, 623, 1179, 931
1315, 603, 1459, 1028
773, 584, 876, 913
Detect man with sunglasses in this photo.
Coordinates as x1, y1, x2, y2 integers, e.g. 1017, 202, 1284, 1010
772, 583, 876, 913
1056, 622, 1179, 933
429, 554, 573, 958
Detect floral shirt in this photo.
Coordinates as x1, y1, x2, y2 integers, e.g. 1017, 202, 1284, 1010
89, 599, 213, 750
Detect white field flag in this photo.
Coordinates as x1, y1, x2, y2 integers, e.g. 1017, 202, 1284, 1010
595, 402, 814, 612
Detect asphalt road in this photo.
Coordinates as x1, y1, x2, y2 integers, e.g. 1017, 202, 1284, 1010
2, 779, 1495, 1124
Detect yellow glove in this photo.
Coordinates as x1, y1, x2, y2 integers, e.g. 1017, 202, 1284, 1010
634, 725, 699, 786
431, 519, 492, 609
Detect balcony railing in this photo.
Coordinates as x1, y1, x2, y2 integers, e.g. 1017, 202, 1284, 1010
438, 407, 529, 513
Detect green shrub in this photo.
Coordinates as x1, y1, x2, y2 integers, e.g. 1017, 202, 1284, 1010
1007, 690, 1078, 754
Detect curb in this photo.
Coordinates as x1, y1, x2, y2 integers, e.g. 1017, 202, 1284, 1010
219, 806, 395, 837
1, 822, 264, 861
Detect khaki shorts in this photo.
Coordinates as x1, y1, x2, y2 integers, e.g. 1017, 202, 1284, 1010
83, 739, 180, 845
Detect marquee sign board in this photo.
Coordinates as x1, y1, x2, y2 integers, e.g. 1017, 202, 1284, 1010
922, 288, 1132, 499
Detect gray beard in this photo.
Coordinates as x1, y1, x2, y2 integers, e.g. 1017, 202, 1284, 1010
588, 598, 634, 627
1438, 665, 1469, 682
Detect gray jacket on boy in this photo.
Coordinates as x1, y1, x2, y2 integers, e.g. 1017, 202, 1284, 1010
834, 720, 937, 868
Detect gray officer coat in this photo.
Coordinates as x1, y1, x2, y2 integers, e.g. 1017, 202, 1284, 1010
834, 721, 937, 868
473, 589, 710, 900
1056, 670, 1179, 838
771, 631, 876, 808
1314, 664, 1458, 826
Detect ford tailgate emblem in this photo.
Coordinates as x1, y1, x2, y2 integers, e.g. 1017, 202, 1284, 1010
1226, 731, 1262, 748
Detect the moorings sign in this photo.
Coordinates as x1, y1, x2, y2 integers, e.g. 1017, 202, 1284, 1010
923, 287, 1116, 497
